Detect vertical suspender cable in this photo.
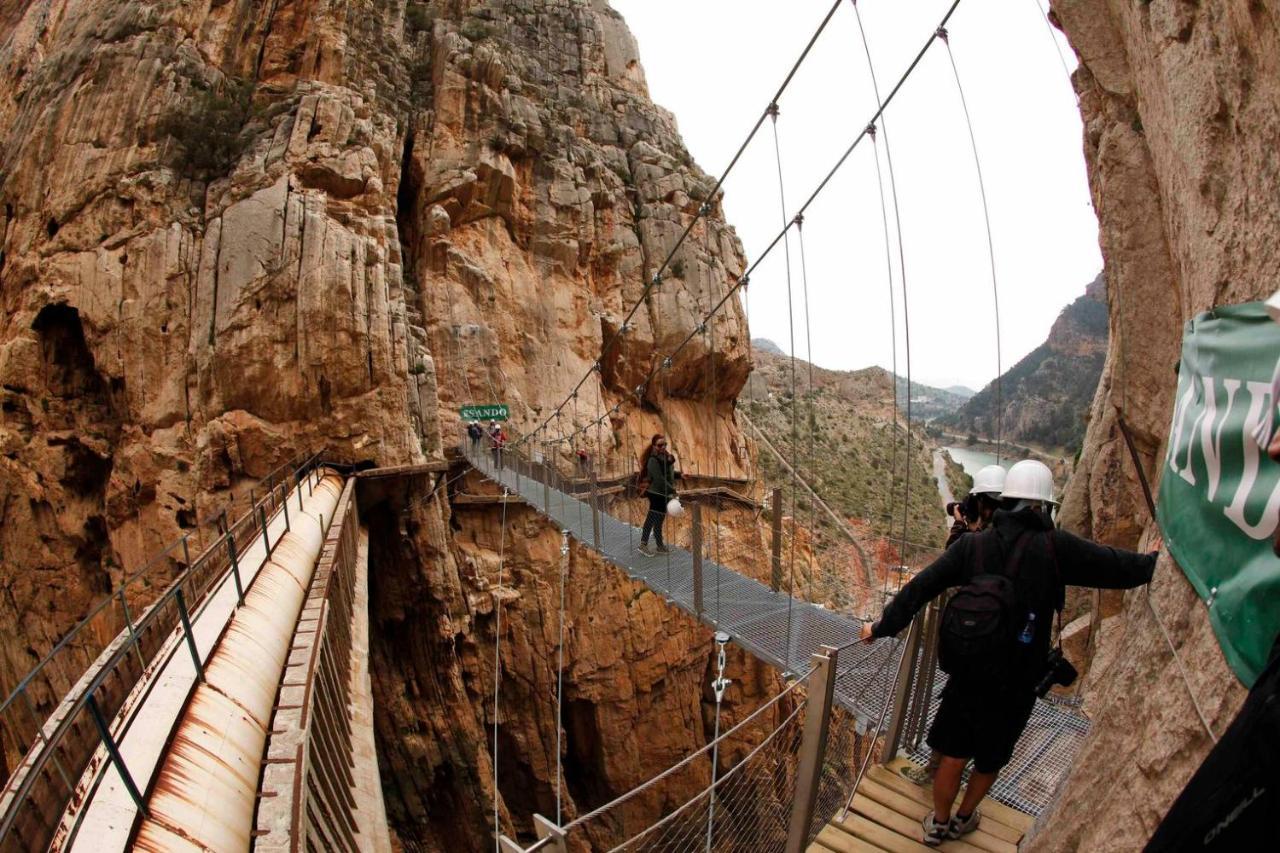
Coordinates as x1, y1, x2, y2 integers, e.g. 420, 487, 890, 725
769, 105, 801, 666
492, 487, 510, 852
939, 28, 1004, 464
868, 128, 899, 609
851, 0, 915, 588
555, 529, 571, 821
1026, 0, 1075, 86
796, 221, 821, 601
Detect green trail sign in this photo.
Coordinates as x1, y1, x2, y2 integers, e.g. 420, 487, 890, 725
1158, 302, 1280, 687
461, 404, 509, 421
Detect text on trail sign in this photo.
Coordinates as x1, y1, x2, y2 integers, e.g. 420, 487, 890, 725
461, 404, 509, 421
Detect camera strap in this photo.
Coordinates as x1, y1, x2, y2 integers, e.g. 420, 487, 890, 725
1046, 531, 1065, 650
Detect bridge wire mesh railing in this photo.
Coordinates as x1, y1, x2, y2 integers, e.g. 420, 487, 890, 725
0, 452, 326, 853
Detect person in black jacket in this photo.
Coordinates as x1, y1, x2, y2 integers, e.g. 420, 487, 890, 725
638, 434, 678, 556
860, 459, 1157, 845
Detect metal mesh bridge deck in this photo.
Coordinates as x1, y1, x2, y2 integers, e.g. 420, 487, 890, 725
467, 449, 1088, 817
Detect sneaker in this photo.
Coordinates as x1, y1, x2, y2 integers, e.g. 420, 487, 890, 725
921, 812, 949, 847
638, 543, 655, 556
655, 544, 670, 554
949, 809, 981, 839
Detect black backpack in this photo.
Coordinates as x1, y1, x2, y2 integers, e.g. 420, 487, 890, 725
938, 531, 1036, 682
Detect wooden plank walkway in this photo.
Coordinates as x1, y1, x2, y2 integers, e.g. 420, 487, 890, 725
354, 460, 450, 480
809, 759, 1033, 853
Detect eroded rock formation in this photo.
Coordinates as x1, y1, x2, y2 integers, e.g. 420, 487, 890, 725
0, 0, 769, 845
1031, 1, 1279, 848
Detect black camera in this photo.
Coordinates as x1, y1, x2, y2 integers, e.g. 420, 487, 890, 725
946, 494, 980, 524
1034, 648, 1079, 697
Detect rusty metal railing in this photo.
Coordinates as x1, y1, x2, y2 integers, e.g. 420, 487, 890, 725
256, 476, 363, 852
0, 451, 324, 853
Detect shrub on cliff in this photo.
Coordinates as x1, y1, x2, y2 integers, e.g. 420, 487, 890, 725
159, 77, 253, 179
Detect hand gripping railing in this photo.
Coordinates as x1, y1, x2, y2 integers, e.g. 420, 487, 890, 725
0, 451, 325, 853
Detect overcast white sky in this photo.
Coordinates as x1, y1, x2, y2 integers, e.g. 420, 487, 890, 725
610, 0, 1098, 392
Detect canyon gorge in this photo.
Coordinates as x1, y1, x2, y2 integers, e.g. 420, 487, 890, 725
0, 0, 1274, 850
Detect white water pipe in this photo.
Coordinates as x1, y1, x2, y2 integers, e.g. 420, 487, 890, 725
133, 472, 344, 852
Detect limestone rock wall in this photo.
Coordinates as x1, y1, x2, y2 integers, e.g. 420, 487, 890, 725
1031, 1, 1280, 848
367, 477, 783, 850
0, 0, 763, 842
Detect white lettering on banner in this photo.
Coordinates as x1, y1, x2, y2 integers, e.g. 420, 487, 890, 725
1200, 378, 1238, 501
1167, 377, 1199, 481
1165, 372, 1280, 539
1224, 381, 1280, 539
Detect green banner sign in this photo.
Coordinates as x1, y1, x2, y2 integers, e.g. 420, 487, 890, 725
1158, 302, 1280, 687
460, 404, 509, 421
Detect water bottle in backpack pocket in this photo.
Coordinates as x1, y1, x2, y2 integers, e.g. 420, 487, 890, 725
938, 573, 1020, 682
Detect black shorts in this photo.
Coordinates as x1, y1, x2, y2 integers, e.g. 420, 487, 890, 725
926, 678, 1036, 774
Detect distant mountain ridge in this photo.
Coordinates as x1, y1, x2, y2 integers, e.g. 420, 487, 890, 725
938, 275, 1109, 454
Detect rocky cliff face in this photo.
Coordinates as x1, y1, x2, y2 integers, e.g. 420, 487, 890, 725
0, 0, 766, 840
1030, 1, 1278, 848
940, 275, 1108, 455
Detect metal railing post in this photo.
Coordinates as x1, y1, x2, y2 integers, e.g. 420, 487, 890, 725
905, 600, 941, 748
298, 477, 304, 510
543, 444, 551, 511
786, 645, 840, 853
259, 505, 272, 556
87, 693, 149, 817
692, 502, 704, 618
180, 534, 191, 570
590, 471, 601, 549
769, 487, 783, 592
881, 611, 926, 765
174, 588, 204, 682
282, 483, 291, 531
225, 533, 245, 605
117, 589, 145, 671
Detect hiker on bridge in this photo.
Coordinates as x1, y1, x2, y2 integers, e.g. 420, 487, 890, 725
488, 421, 507, 468
946, 465, 1006, 548
861, 459, 1158, 846
467, 420, 483, 451
638, 434, 679, 556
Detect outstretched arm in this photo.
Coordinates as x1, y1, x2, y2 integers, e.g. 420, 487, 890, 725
868, 540, 968, 639
1053, 530, 1157, 589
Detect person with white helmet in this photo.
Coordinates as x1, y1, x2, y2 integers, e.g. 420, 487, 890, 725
861, 457, 1157, 846
466, 419, 484, 452
945, 464, 1007, 548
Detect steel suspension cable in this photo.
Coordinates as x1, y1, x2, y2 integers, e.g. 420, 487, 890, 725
524, 0, 846, 446
939, 27, 1004, 464
795, 220, 823, 603
543, 2, 961, 454
768, 106, 802, 665
851, 0, 925, 589
492, 486, 511, 851
555, 530, 570, 821
868, 128, 900, 607
1027, 0, 1075, 86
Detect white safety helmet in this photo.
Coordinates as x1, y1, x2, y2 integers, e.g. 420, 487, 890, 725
970, 464, 1007, 497
1001, 460, 1057, 504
